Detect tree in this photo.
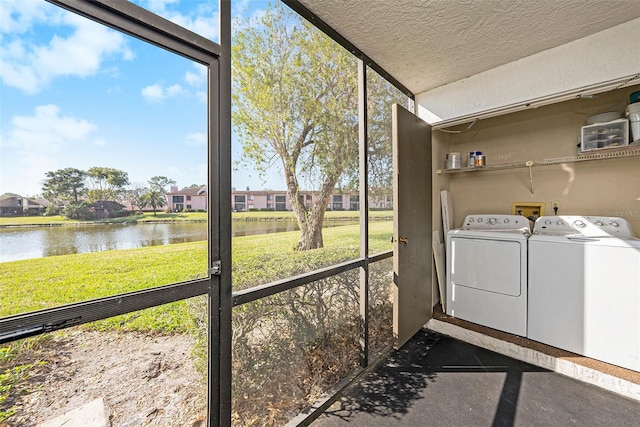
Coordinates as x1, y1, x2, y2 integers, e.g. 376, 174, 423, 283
41, 167, 87, 203
361, 72, 408, 199
139, 176, 175, 215
45, 204, 62, 216
233, 3, 359, 250
139, 190, 166, 215
86, 167, 129, 202
148, 176, 176, 194
62, 201, 94, 220
127, 183, 148, 214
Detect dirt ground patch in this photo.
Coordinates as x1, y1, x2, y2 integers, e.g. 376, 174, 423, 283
2, 330, 206, 426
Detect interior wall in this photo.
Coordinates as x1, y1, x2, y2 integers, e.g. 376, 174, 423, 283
431, 130, 450, 239
432, 85, 640, 236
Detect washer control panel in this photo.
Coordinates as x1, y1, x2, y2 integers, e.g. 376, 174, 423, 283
462, 214, 531, 232
533, 215, 634, 237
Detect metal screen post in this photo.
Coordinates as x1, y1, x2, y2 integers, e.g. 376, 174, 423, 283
358, 59, 370, 368
215, 0, 233, 425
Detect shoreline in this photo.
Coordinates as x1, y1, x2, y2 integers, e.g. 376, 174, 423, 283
0, 214, 392, 228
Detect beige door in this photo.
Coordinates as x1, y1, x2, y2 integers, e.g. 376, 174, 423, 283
392, 103, 433, 348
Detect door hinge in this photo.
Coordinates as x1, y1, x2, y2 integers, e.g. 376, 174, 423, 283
210, 260, 221, 276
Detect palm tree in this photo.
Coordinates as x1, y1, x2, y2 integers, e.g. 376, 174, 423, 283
139, 190, 166, 215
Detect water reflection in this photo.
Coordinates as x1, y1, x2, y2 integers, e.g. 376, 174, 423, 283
0, 220, 358, 262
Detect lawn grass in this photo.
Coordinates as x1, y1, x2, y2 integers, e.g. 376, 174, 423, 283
0, 215, 70, 226
0, 221, 393, 421
0, 240, 208, 332
0, 211, 208, 226
0, 210, 391, 226
0, 221, 393, 331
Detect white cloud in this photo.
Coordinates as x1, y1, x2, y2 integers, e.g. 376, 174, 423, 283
139, 0, 180, 14
141, 83, 186, 102
185, 64, 207, 104
185, 132, 206, 146
6, 105, 97, 151
137, 0, 219, 40
0, 0, 54, 35
0, 105, 99, 195
141, 84, 165, 102
185, 64, 207, 87
166, 84, 186, 97
0, 2, 133, 94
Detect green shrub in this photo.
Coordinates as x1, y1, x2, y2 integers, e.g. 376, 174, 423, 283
62, 201, 94, 220
45, 205, 62, 216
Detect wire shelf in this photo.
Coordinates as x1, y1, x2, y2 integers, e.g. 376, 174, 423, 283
437, 145, 640, 175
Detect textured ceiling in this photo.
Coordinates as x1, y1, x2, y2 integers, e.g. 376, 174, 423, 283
297, 0, 640, 95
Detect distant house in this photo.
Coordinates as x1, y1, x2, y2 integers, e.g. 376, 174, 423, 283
91, 201, 125, 219
230, 190, 390, 212
166, 186, 207, 212
232, 190, 289, 212
0, 195, 50, 216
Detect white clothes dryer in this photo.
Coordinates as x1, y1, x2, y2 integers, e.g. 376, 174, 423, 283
528, 216, 640, 372
446, 214, 531, 336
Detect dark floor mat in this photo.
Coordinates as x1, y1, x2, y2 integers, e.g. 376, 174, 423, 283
312, 330, 640, 427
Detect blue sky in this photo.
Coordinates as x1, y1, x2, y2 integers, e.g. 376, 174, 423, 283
0, 0, 284, 197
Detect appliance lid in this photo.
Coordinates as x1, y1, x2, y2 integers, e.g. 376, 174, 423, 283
529, 234, 640, 248
533, 215, 635, 238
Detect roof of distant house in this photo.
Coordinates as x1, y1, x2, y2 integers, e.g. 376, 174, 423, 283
167, 186, 207, 196
0, 195, 50, 208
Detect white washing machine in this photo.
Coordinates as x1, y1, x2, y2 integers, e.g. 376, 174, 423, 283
528, 215, 640, 372
446, 214, 531, 336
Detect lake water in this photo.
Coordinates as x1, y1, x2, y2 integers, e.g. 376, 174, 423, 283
0, 220, 358, 262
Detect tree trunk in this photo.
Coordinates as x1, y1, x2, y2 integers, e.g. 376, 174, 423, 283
296, 211, 324, 250
289, 172, 336, 251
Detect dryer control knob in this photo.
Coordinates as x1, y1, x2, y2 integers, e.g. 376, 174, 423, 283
610, 222, 619, 228
488, 218, 497, 225
556, 221, 565, 226
477, 218, 483, 223
544, 220, 552, 225
573, 220, 586, 228
504, 218, 510, 223
469, 218, 475, 223
595, 221, 604, 226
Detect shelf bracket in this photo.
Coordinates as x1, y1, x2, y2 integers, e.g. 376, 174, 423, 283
526, 160, 534, 194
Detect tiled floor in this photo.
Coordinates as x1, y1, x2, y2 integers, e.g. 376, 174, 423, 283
311, 329, 640, 427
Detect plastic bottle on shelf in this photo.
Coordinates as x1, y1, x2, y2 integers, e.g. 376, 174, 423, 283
468, 152, 476, 169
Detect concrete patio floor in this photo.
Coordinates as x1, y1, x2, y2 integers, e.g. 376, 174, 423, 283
311, 329, 640, 427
